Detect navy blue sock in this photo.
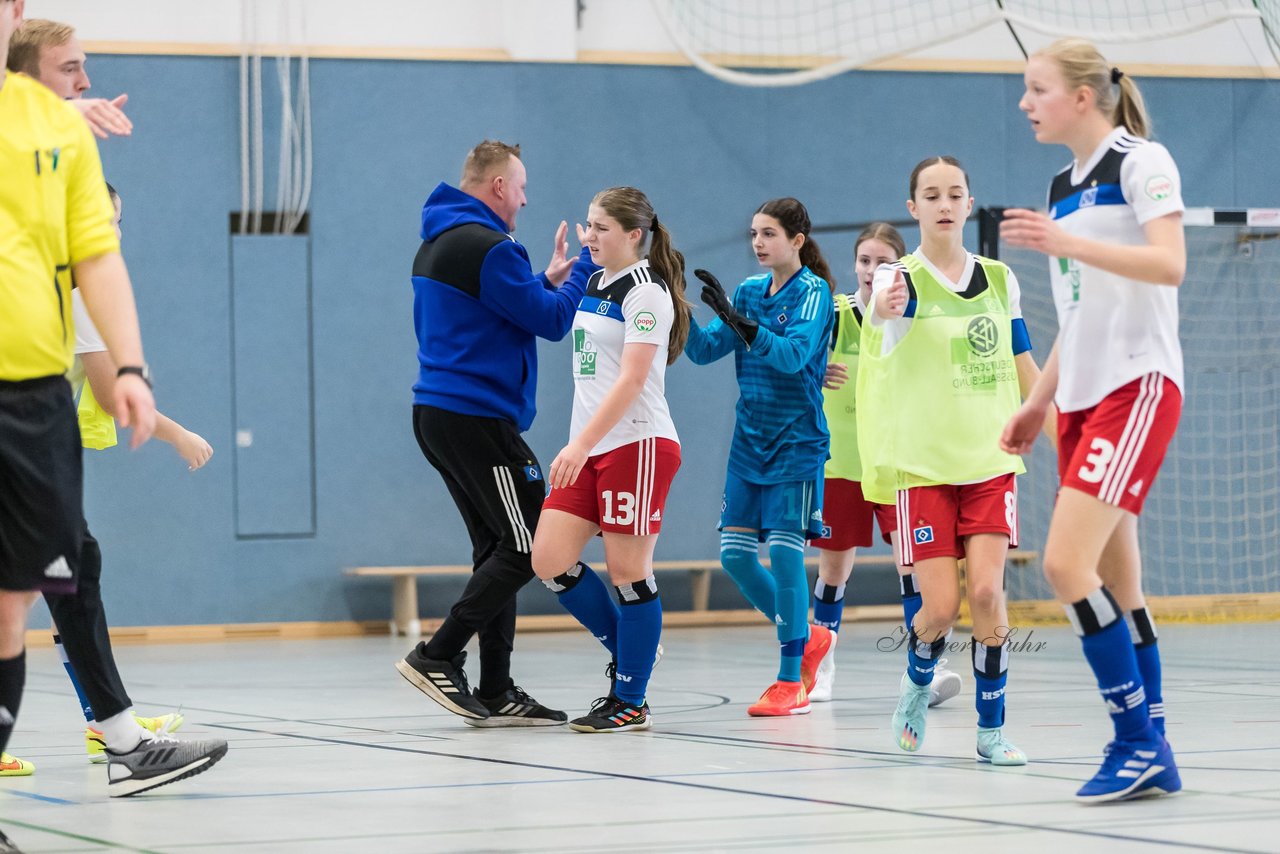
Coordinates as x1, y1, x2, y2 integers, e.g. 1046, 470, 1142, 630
1127, 607, 1164, 736
1067, 587, 1154, 743
972, 638, 1008, 729
769, 531, 809, 683
613, 578, 662, 704
54, 634, 95, 722
720, 530, 776, 617
901, 572, 923, 632
907, 627, 946, 687
812, 579, 844, 632
0, 650, 25, 756
543, 562, 619, 658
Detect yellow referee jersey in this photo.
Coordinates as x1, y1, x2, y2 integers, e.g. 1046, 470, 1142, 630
0, 70, 119, 381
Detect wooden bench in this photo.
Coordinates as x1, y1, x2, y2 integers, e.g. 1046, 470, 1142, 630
346, 549, 1039, 636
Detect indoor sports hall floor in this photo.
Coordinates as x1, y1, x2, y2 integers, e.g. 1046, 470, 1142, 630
3, 621, 1278, 853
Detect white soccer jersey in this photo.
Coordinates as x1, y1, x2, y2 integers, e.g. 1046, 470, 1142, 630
1047, 126, 1185, 412
66, 288, 108, 395
570, 258, 679, 455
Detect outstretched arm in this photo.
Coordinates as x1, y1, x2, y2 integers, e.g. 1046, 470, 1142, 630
479, 222, 586, 342
81, 351, 213, 470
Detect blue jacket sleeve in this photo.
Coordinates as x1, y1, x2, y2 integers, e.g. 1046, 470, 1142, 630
478, 240, 587, 342
749, 285, 832, 374
684, 313, 736, 364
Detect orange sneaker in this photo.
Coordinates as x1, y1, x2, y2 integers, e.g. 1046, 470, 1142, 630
747, 680, 810, 716
800, 624, 834, 693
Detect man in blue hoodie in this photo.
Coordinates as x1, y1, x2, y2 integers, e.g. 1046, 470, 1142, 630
396, 140, 594, 726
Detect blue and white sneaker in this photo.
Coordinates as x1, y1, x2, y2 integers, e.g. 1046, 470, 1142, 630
892, 671, 931, 752
1077, 736, 1181, 803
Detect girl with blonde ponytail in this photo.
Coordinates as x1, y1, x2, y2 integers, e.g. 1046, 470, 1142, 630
1000, 38, 1186, 802
531, 187, 688, 733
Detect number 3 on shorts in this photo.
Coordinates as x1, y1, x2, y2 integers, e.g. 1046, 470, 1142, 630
1077, 437, 1116, 484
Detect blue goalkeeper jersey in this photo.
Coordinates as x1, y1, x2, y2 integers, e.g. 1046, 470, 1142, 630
685, 266, 833, 484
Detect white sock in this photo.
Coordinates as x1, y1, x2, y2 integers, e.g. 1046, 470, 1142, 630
95, 708, 147, 753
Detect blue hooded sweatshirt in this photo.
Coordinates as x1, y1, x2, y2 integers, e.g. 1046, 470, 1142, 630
411, 182, 594, 431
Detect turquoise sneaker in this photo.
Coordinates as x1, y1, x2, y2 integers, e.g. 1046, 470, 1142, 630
976, 726, 1028, 766
892, 671, 931, 752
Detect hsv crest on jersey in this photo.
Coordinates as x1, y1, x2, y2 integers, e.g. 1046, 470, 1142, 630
913, 525, 935, 545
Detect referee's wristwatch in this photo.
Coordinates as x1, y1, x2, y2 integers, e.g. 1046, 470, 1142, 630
116, 364, 153, 389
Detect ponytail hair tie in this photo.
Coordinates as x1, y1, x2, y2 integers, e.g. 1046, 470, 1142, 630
1111, 67, 1124, 84
651, 216, 659, 230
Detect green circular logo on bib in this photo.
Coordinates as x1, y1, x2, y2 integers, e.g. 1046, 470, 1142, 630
966, 316, 998, 356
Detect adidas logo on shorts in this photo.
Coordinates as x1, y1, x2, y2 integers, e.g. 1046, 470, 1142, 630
43, 556, 72, 579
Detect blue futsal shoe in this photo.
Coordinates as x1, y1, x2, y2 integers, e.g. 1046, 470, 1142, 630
1077, 736, 1181, 803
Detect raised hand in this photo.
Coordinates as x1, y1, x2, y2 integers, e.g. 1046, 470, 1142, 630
544, 220, 577, 286
72, 94, 133, 139
694, 268, 757, 348
878, 268, 909, 319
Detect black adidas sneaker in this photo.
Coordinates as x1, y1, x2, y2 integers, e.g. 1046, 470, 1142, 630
463, 683, 567, 728
396, 648, 489, 719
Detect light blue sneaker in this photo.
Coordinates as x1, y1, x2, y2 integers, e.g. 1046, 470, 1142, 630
976, 726, 1027, 766
1077, 736, 1181, 803
892, 671, 931, 752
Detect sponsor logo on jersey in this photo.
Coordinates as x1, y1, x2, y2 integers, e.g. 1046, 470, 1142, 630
1145, 175, 1173, 201
633, 311, 657, 332
965, 315, 999, 357
573, 329, 596, 376
650, 509, 662, 522
1128, 479, 1144, 497
913, 525, 934, 545
43, 556, 72, 579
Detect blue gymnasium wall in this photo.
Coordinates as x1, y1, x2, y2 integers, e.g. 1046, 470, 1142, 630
29, 54, 1280, 629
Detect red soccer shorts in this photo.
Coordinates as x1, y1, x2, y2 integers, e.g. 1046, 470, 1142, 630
896, 473, 1018, 565
811, 477, 896, 550
544, 437, 681, 535
1058, 372, 1181, 515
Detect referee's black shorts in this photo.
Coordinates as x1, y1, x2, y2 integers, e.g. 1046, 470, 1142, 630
0, 375, 83, 594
